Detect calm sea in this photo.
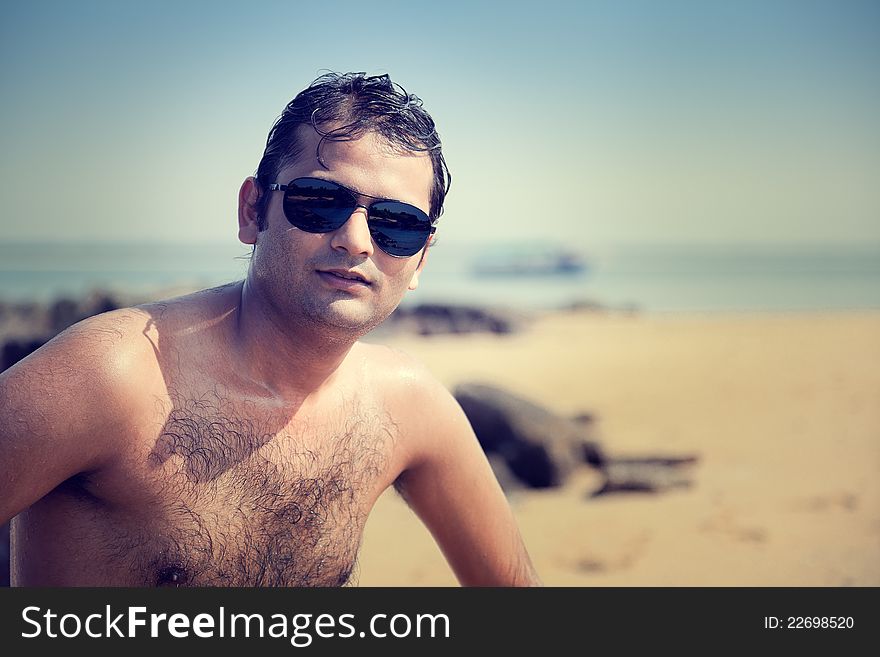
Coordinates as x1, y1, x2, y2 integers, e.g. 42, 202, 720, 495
1, 241, 878, 313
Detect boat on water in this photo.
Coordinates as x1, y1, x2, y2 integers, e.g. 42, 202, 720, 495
471, 249, 588, 277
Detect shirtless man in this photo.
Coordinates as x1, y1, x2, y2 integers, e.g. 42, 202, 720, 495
0, 72, 540, 587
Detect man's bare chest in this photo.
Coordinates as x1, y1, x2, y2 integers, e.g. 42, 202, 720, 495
100, 391, 400, 587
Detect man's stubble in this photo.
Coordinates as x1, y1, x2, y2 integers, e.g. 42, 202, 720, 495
249, 229, 403, 341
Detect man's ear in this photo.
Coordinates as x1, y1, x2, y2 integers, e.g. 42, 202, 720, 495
238, 177, 261, 245
408, 242, 431, 291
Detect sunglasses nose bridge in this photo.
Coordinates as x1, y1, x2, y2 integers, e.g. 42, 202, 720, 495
330, 203, 375, 257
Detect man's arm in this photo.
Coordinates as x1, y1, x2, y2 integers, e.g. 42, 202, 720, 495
392, 365, 542, 586
0, 312, 142, 525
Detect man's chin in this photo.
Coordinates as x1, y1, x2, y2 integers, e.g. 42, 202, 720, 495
307, 299, 388, 334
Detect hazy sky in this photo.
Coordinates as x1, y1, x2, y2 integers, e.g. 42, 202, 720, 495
1, 0, 878, 247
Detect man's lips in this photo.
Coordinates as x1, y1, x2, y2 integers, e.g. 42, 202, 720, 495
316, 268, 373, 286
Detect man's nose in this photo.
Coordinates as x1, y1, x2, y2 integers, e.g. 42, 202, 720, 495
329, 206, 374, 257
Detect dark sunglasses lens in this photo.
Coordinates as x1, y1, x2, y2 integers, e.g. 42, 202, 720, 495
283, 178, 354, 232
368, 202, 432, 257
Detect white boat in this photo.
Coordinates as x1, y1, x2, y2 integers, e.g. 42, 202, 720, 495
472, 250, 588, 277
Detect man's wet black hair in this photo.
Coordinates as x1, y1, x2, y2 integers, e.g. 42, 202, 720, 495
254, 72, 451, 230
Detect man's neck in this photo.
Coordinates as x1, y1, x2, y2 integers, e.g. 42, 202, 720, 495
230, 279, 357, 403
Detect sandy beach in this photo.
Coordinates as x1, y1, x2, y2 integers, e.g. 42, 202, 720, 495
356, 310, 880, 586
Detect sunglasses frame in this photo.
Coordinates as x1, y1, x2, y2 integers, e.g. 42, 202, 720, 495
268, 177, 436, 258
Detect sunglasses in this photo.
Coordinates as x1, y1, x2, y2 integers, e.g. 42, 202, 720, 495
268, 177, 436, 257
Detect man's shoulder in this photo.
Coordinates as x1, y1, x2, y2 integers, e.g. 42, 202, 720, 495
1, 305, 163, 413
45, 305, 156, 367
36, 282, 241, 375
352, 341, 459, 415
355, 341, 439, 387
0, 306, 168, 480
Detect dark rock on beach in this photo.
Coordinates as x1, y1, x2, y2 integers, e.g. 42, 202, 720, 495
454, 383, 605, 488
571, 413, 605, 466
454, 382, 699, 495
590, 456, 699, 497
381, 303, 527, 337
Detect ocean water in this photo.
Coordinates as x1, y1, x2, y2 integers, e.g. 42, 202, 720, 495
0, 240, 878, 313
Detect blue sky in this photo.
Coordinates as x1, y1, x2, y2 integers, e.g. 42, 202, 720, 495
1, 0, 878, 247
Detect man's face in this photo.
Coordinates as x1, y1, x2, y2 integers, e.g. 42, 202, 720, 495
244, 125, 434, 335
